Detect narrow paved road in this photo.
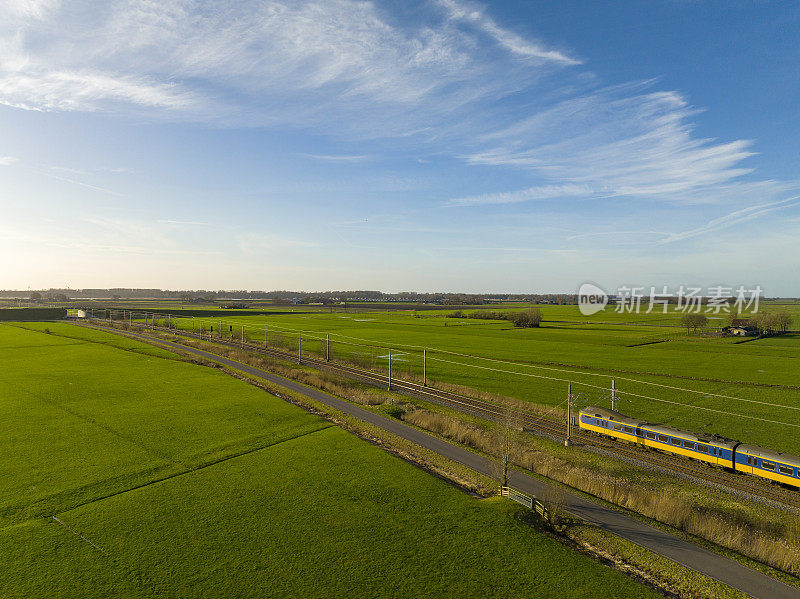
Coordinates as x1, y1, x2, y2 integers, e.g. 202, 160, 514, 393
98, 326, 800, 599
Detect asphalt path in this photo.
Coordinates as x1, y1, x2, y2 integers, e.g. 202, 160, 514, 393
98, 326, 799, 599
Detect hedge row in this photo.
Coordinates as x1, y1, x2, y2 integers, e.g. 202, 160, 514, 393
0, 308, 67, 321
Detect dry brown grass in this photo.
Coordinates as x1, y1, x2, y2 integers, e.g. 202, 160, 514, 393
403, 406, 800, 577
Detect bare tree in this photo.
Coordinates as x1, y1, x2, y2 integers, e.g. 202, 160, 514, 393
540, 485, 568, 530
490, 408, 519, 487
776, 311, 792, 333
755, 312, 782, 334
679, 313, 707, 334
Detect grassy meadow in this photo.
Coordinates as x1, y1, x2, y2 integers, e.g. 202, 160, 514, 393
131, 301, 800, 455
0, 322, 656, 598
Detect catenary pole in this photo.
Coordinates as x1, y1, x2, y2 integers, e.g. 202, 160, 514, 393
565, 383, 573, 447
611, 378, 617, 412
388, 349, 392, 391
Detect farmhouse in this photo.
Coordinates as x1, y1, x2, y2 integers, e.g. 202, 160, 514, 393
721, 318, 758, 336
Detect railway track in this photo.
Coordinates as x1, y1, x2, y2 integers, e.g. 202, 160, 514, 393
90, 319, 800, 511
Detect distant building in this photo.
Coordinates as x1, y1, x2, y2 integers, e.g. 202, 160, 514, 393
723, 324, 758, 336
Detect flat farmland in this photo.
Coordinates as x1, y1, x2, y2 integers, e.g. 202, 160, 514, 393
0, 323, 656, 598
147, 306, 800, 455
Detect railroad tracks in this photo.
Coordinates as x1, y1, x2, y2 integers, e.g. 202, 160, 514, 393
91, 319, 800, 511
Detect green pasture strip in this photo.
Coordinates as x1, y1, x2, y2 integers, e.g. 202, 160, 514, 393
0, 322, 85, 349
165, 311, 793, 385
40, 427, 656, 599
0, 326, 329, 525
155, 312, 800, 453
10, 321, 179, 358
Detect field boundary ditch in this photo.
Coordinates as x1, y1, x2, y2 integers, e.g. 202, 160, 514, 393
52, 425, 333, 519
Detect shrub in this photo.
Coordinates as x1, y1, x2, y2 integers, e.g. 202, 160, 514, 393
385, 405, 405, 419
511, 308, 543, 328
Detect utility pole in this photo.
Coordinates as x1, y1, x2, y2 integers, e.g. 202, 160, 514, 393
423, 349, 427, 386
241, 325, 244, 347
611, 378, 617, 412
264, 324, 268, 347
326, 334, 330, 362
565, 383, 573, 447
192, 317, 195, 334
298, 334, 302, 364
387, 349, 392, 391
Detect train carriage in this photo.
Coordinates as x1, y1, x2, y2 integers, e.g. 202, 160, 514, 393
578, 406, 738, 469
578, 406, 645, 445
735, 444, 800, 488
636, 423, 738, 469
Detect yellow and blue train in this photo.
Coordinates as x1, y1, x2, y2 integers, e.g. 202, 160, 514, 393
578, 406, 800, 489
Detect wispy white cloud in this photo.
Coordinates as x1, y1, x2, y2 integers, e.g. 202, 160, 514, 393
1, 0, 791, 250
465, 86, 755, 201
436, 0, 580, 64
50, 165, 86, 175
0, 156, 18, 166
0, 70, 198, 113
433, 245, 577, 253
0, 0, 570, 132
660, 195, 800, 244
301, 154, 370, 162
446, 183, 597, 206
3, 0, 59, 20
44, 172, 123, 196
158, 220, 210, 227
567, 230, 669, 242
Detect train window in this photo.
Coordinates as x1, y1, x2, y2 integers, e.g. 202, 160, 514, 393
594, 414, 603, 418
683, 441, 694, 449
622, 426, 633, 434
746, 456, 753, 465
613, 424, 622, 431
778, 465, 793, 476
762, 461, 775, 471
697, 445, 708, 454
658, 435, 669, 443
646, 431, 656, 440
671, 438, 681, 446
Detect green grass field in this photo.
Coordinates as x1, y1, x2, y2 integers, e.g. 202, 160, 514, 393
126, 302, 800, 455
0, 323, 656, 598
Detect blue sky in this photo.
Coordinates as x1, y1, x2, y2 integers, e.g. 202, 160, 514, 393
1, 0, 798, 294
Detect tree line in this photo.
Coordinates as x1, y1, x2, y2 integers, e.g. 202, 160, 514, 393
679, 311, 793, 334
